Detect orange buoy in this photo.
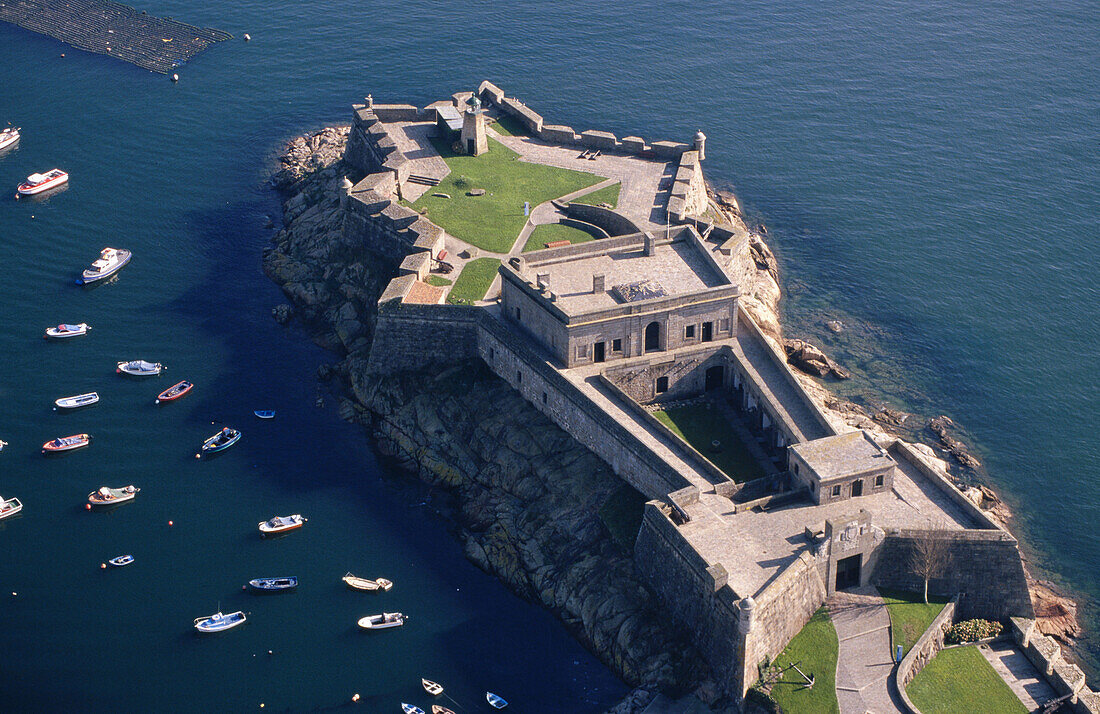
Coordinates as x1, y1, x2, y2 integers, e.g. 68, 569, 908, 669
351, 693, 360, 702
100, 563, 107, 569
168, 520, 174, 526
85, 503, 91, 510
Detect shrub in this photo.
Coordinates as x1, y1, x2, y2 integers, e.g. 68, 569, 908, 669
946, 618, 1003, 644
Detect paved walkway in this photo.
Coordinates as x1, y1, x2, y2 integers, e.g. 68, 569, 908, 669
828, 587, 904, 714
978, 640, 1057, 710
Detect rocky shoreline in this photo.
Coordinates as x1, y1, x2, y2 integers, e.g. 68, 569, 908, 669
263, 127, 1080, 707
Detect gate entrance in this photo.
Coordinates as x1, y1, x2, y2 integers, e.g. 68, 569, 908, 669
835, 554, 862, 590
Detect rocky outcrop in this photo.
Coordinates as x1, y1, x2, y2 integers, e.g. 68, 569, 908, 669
1029, 578, 1082, 643
928, 415, 982, 470
782, 337, 850, 380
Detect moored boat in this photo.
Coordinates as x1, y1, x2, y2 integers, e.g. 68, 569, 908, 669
486, 692, 508, 709
45, 323, 90, 339
431, 706, 456, 714
401, 704, 424, 714
156, 380, 193, 404
194, 611, 246, 633
42, 433, 90, 453
117, 359, 162, 376
108, 555, 134, 567
421, 678, 443, 696
0, 126, 19, 151
80, 248, 131, 284
88, 485, 139, 507
342, 572, 393, 592
0, 495, 23, 520
17, 168, 67, 195
201, 427, 240, 455
247, 576, 298, 593
253, 410, 275, 419
258, 513, 305, 536
357, 612, 406, 630
54, 392, 99, 410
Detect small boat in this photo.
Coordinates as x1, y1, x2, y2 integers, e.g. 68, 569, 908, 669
194, 611, 246, 633
253, 410, 275, 419
248, 576, 298, 593
0, 495, 23, 520
54, 392, 99, 410
156, 380, 193, 404
45, 323, 90, 339
117, 359, 162, 376
202, 427, 240, 455
0, 440, 6, 452
343, 573, 393, 592
42, 433, 90, 453
422, 678, 443, 696
108, 555, 134, 567
432, 706, 456, 714
357, 612, 406, 630
80, 247, 131, 285
17, 168, 68, 195
88, 485, 139, 507
258, 513, 305, 536
401, 705, 424, 714
486, 692, 508, 709
0, 126, 19, 151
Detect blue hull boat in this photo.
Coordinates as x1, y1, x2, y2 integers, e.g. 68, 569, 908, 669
248, 576, 298, 593
108, 555, 134, 567
486, 692, 508, 709
194, 610, 246, 633
200, 427, 240, 455
253, 410, 275, 419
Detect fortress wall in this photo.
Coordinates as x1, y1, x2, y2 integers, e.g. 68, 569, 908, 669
602, 345, 736, 406
890, 441, 1003, 530
634, 503, 744, 693
346, 104, 413, 183
1010, 618, 1100, 713
562, 203, 646, 236
872, 529, 1033, 620
667, 151, 709, 220
366, 303, 480, 375
476, 314, 694, 500
370, 104, 421, 122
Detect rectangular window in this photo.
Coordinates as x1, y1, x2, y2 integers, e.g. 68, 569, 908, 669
515, 307, 521, 321
516, 370, 522, 383
612, 338, 622, 352
489, 348, 495, 361
685, 325, 695, 339
542, 392, 548, 404
720, 318, 730, 332
831, 485, 841, 497
655, 376, 669, 394
875, 474, 884, 487
576, 343, 588, 360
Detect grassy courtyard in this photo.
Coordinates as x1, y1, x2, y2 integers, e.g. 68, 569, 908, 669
424, 275, 452, 287
572, 181, 621, 208
880, 589, 950, 657
489, 114, 527, 137
652, 402, 766, 482
767, 608, 840, 714
522, 222, 595, 252
446, 258, 500, 305
907, 645, 1026, 714
410, 138, 603, 254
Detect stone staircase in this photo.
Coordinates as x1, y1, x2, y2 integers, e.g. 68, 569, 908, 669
406, 174, 441, 187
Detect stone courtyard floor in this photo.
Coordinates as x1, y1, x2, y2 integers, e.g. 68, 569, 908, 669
977, 640, 1057, 710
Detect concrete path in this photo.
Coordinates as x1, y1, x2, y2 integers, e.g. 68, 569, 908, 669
978, 640, 1057, 710
828, 587, 904, 714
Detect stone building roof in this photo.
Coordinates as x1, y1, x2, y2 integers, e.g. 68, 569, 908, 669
790, 430, 893, 481
403, 281, 446, 305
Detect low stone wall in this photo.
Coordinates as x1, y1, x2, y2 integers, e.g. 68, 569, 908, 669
558, 217, 610, 240
1010, 617, 1100, 713
562, 202, 646, 237
896, 596, 958, 713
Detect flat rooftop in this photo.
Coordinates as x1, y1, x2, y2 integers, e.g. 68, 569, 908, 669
529, 239, 729, 313
790, 430, 892, 480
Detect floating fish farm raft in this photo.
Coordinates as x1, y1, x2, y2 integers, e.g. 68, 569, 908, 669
0, 0, 232, 73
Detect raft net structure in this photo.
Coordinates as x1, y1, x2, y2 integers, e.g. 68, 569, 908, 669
0, 0, 232, 74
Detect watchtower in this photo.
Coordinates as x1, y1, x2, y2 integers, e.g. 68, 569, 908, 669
460, 94, 488, 156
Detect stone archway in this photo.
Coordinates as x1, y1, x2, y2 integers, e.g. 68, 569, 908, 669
644, 321, 661, 352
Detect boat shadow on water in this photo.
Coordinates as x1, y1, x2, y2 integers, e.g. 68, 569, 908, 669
15, 184, 68, 204
78, 272, 120, 290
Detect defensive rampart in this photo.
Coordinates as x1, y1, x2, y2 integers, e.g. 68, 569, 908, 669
1010, 617, 1100, 713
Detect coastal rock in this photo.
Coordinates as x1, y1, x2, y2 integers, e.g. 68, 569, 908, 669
826, 319, 844, 334
928, 415, 982, 469
271, 303, 293, 325
783, 338, 850, 380
1029, 578, 1082, 643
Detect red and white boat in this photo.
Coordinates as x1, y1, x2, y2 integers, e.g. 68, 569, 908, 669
156, 380, 193, 404
17, 168, 68, 195
258, 514, 306, 536
42, 433, 90, 453
0, 127, 19, 151
0, 495, 23, 520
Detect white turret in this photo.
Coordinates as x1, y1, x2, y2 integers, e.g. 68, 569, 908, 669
694, 130, 707, 161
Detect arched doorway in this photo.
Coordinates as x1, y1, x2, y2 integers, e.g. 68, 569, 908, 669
644, 321, 661, 352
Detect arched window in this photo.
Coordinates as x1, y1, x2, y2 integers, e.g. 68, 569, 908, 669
644, 321, 661, 352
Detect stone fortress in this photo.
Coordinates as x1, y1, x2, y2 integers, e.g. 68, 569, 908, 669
324, 81, 1072, 706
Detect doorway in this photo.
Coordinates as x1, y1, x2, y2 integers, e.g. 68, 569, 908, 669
644, 321, 661, 352
835, 554, 862, 590
466, 138, 475, 154
705, 365, 724, 391
594, 341, 605, 363
702, 321, 713, 342
851, 479, 864, 498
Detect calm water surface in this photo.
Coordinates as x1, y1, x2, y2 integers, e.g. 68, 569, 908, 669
0, 0, 1097, 706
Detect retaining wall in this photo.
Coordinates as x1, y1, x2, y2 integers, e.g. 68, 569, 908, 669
895, 596, 958, 712
366, 303, 480, 374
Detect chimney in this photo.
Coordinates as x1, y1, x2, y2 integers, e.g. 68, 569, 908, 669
536, 273, 550, 290
592, 274, 606, 293
644, 233, 656, 256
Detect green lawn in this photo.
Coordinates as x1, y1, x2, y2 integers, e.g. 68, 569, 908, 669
598, 484, 648, 551
880, 589, 950, 657
652, 403, 766, 482
768, 608, 840, 714
522, 223, 595, 252
410, 138, 603, 253
490, 114, 527, 137
424, 275, 452, 287
572, 182, 621, 208
446, 258, 500, 305
907, 645, 1026, 714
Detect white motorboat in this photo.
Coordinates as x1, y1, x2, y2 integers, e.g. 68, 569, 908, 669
0, 495, 23, 520
194, 611, 246, 633
54, 392, 99, 410
81, 248, 131, 284
258, 513, 305, 536
342, 572, 394, 592
117, 360, 163, 376
45, 323, 90, 339
88, 485, 139, 507
0, 126, 19, 151
357, 612, 406, 630
17, 168, 68, 195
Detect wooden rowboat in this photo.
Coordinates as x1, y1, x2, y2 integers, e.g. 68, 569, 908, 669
42, 433, 90, 453
422, 678, 443, 696
54, 392, 99, 410
343, 572, 393, 592
156, 380, 193, 404
432, 706, 456, 714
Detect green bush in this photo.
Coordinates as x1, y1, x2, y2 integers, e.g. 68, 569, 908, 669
946, 618, 1003, 644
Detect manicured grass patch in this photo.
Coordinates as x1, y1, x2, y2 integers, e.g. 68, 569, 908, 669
424, 275, 452, 287
880, 589, 950, 657
572, 182, 621, 208
768, 608, 839, 714
652, 403, 765, 482
446, 258, 500, 305
599, 484, 648, 551
522, 223, 595, 252
490, 114, 527, 137
411, 138, 603, 254
907, 645, 1027, 714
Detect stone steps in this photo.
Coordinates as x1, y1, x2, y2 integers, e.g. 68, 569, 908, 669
406, 174, 440, 186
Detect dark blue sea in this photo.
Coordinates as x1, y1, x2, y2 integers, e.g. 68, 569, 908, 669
0, 0, 1097, 708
